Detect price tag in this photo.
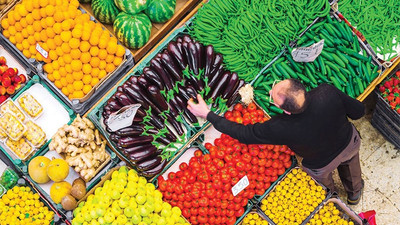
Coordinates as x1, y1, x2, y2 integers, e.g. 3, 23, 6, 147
106, 104, 141, 132
231, 175, 249, 196
292, 39, 325, 62
36, 43, 48, 59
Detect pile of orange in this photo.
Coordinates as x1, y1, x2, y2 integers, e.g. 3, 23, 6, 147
1, 0, 126, 99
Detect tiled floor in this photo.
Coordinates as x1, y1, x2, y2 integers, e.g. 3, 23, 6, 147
332, 113, 400, 225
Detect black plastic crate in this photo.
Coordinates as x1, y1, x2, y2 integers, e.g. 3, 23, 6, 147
371, 108, 400, 149
375, 91, 400, 125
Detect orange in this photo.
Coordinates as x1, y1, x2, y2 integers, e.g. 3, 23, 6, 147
17, 4, 28, 17
32, 21, 41, 32
46, 28, 55, 39
39, 8, 47, 19
105, 54, 114, 63
91, 77, 100, 86
82, 64, 91, 75
7, 12, 16, 25
3, 30, 10, 38
65, 64, 72, 73
45, 5, 55, 16
47, 39, 56, 50
68, 38, 80, 49
107, 41, 117, 54
39, 30, 48, 42
22, 39, 30, 50
20, 18, 28, 28
91, 68, 100, 77
34, 32, 41, 42
60, 31, 71, 42
53, 11, 64, 23
25, 14, 34, 25
81, 30, 90, 41
98, 70, 107, 79
71, 60, 82, 72
25, 0, 34, 12
23, 50, 31, 58
73, 80, 83, 91
52, 60, 60, 70
70, 49, 81, 60
27, 36, 35, 45
66, 76, 74, 86
115, 45, 125, 57
71, 28, 82, 39
39, 0, 49, 8
14, 33, 23, 43
58, 57, 65, 67
90, 57, 100, 68
89, 35, 99, 46
43, 64, 53, 74
8, 26, 16, 35
99, 60, 106, 69
67, 84, 74, 93
53, 23, 62, 34
63, 55, 72, 64
13, 11, 22, 22
82, 74, 92, 84
61, 87, 69, 96
89, 47, 99, 57
61, 43, 71, 54
80, 52, 91, 64
26, 25, 35, 35
55, 47, 64, 57
47, 73, 55, 82
21, 29, 29, 38
9, 36, 16, 45
45, 17, 55, 28
15, 22, 23, 32
35, 52, 43, 61
31, 9, 41, 20
80, 14, 91, 23
72, 91, 84, 99
82, 85, 92, 95
60, 77, 67, 87
59, 67, 67, 76
29, 45, 36, 55
53, 71, 61, 80
40, 19, 47, 29
70, 0, 79, 8
98, 38, 108, 49
98, 49, 107, 60
1, 19, 10, 30
55, 80, 63, 89
61, 20, 71, 31
79, 41, 90, 52
105, 64, 115, 73
54, 35, 62, 46
49, 50, 58, 61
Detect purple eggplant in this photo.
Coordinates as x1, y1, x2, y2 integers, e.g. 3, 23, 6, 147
161, 51, 182, 81
176, 94, 198, 124
137, 155, 162, 171
209, 72, 230, 101
209, 70, 228, 90
178, 86, 190, 101
186, 86, 197, 99
147, 85, 169, 111
183, 35, 192, 43
129, 76, 138, 84
186, 78, 201, 92
205, 45, 215, 77
123, 143, 153, 154
176, 37, 183, 43
116, 126, 144, 137
156, 136, 171, 146
102, 109, 111, 120
168, 97, 180, 117
182, 41, 192, 71
138, 76, 149, 90
208, 54, 223, 78
194, 41, 204, 69
141, 159, 167, 177
168, 41, 186, 70
107, 97, 123, 111
143, 67, 164, 90
188, 42, 199, 75
128, 145, 158, 162
131, 83, 163, 115
166, 114, 184, 136
124, 86, 150, 110
227, 79, 245, 106
222, 72, 239, 99
115, 91, 135, 106
110, 134, 120, 142
151, 58, 173, 90
118, 135, 153, 148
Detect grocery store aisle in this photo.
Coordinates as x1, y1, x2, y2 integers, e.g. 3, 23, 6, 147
332, 110, 400, 225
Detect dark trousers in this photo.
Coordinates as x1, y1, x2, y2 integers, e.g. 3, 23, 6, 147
302, 124, 363, 198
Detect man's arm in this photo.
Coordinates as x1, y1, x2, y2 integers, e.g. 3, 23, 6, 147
331, 85, 365, 119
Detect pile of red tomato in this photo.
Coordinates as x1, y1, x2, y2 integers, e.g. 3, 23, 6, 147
224, 102, 269, 125
157, 133, 294, 225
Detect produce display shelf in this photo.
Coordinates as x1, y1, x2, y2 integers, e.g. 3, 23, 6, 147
0, 75, 75, 172
0, 1, 135, 115
81, 0, 205, 64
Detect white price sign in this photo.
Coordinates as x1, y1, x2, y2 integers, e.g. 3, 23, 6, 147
36, 43, 48, 59
106, 104, 141, 132
292, 39, 325, 62
231, 175, 249, 196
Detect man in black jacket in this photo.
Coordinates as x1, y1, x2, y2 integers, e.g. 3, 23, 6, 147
187, 79, 365, 205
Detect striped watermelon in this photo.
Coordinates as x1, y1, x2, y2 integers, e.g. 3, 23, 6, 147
92, 0, 120, 24
113, 12, 152, 49
145, 0, 176, 23
114, 0, 149, 15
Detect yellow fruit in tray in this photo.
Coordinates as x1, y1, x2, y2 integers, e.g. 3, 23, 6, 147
50, 181, 72, 204
28, 156, 51, 184
47, 158, 69, 182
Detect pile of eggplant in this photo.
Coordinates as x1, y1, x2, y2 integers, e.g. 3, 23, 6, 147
102, 34, 244, 177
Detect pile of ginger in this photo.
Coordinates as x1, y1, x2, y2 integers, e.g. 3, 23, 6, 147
49, 115, 109, 180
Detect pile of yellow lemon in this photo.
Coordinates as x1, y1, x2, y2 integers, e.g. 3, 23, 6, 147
1, 0, 126, 99
241, 212, 268, 225
260, 168, 326, 225
0, 186, 54, 225
306, 202, 355, 225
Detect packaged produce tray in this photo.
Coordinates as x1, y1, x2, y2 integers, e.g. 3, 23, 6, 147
0, 1, 135, 115
302, 196, 363, 225
0, 75, 74, 170
81, 0, 205, 64
257, 167, 332, 225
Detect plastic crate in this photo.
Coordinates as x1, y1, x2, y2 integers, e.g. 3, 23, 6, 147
371, 106, 400, 149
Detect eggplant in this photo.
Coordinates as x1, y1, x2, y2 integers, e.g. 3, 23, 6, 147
182, 41, 193, 71
135, 108, 165, 130
129, 76, 138, 84
177, 42, 185, 64
168, 97, 180, 117
147, 85, 169, 111
131, 83, 163, 115
150, 58, 173, 90
124, 86, 149, 110
118, 135, 154, 148
115, 91, 135, 106
178, 86, 190, 101
186, 78, 201, 92
188, 42, 199, 75
138, 76, 149, 90
209, 70, 228, 90
161, 51, 182, 81
182, 35, 192, 43
143, 67, 164, 90
102, 109, 111, 120
222, 72, 239, 99
128, 145, 158, 162
117, 86, 124, 93
116, 126, 144, 137
110, 134, 120, 142
209, 72, 230, 101
205, 45, 215, 77
227, 79, 245, 106
166, 114, 184, 136
107, 97, 123, 111
194, 41, 204, 69
123, 143, 153, 154
186, 86, 197, 99
209, 54, 223, 77
165, 132, 177, 142
176, 37, 183, 43
176, 94, 198, 124
141, 159, 167, 177
167, 41, 186, 70
156, 136, 171, 146
137, 155, 162, 171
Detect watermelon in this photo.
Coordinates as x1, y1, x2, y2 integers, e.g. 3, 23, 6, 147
113, 12, 152, 49
145, 0, 176, 23
114, 0, 149, 15
92, 0, 120, 24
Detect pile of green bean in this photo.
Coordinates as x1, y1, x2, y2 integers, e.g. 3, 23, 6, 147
338, 0, 400, 60
189, 0, 330, 82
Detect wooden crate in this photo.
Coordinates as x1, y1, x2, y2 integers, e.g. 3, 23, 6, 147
81, 0, 204, 63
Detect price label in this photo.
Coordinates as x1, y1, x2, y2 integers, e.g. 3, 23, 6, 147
231, 175, 249, 196
292, 39, 325, 62
106, 104, 141, 132
36, 43, 48, 59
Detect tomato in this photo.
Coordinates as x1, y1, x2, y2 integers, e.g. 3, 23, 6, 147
208, 216, 216, 224
194, 149, 203, 158
264, 181, 271, 189
242, 153, 252, 163
212, 179, 222, 190
256, 109, 264, 116
214, 138, 222, 146
190, 216, 199, 225
216, 150, 225, 159
191, 207, 198, 216
204, 143, 212, 150
224, 111, 233, 119
220, 200, 229, 209
198, 215, 208, 224
168, 172, 176, 180
226, 216, 236, 225
235, 117, 243, 124
182, 208, 191, 218
247, 102, 257, 112
206, 189, 215, 198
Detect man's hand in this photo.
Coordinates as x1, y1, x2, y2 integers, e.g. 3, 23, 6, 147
187, 94, 210, 119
